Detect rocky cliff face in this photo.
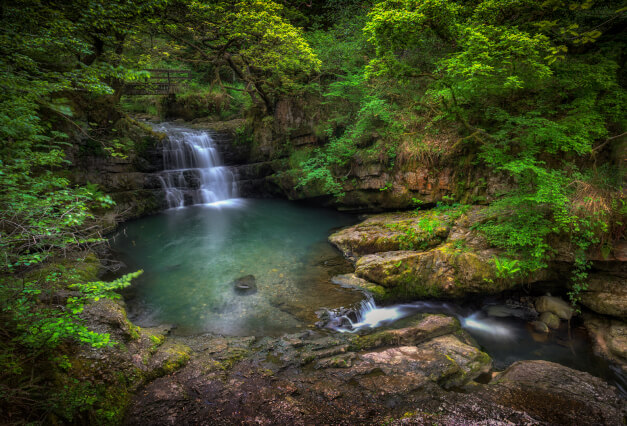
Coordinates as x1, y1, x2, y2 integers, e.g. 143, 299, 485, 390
68, 117, 284, 226
185, 98, 514, 212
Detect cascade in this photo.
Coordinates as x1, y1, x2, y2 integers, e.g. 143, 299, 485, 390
327, 296, 516, 340
156, 124, 238, 208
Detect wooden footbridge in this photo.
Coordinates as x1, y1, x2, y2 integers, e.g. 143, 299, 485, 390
124, 69, 191, 95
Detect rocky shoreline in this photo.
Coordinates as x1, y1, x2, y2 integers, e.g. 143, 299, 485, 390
79, 293, 625, 425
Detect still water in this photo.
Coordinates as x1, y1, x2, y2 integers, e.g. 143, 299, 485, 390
110, 199, 363, 336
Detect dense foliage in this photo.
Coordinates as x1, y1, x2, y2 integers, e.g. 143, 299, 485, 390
298, 0, 625, 297
0, 1, 161, 422
0, 0, 624, 423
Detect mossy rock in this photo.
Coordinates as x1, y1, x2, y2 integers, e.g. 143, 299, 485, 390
349, 314, 460, 351
354, 244, 517, 300
147, 342, 192, 377
329, 210, 453, 261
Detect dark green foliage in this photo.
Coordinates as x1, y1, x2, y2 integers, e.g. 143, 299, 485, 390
300, 0, 625, 305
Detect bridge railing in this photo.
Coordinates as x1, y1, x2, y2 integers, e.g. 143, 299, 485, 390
124, 69, 192, 95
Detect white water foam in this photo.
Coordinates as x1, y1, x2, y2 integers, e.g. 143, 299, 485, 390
328, 297, 516, 340
156, 124, 239, 208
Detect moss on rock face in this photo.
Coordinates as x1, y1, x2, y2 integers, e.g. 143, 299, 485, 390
329, 206, 558, 301
329, 210, 453, 261
348, 314, 460, 351
353, 245, 508, 300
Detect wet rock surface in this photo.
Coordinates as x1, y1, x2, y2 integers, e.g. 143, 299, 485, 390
124, 312, 625, 425
479, 360, 626, 425
585, 314, 627, 372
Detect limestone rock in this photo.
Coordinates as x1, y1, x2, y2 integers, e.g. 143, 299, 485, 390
354, 247, 508, 299
330, 273, 389, 302
535, 295, 574, 320
580, 273, 627, 318
329, 211, 450, 261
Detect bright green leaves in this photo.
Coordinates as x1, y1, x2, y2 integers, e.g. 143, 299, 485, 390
229, 0, 321, 80
4, 271, 143, 350
364, 0, 463, 78
359, 0, 625, 299
165, 0, 320, 110
440, 24, 551, 98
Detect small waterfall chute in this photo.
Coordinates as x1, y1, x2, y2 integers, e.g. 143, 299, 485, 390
156, 124, 239, 208
326, 296, 515, 340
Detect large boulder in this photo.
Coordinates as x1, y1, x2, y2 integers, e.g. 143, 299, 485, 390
535, 295, 574, 320
481, 360, 626, 425
355, 333, 492, 391
354, 247, 509, 299
329, 210, 451, 261
330, 207, 553, 301
580, 273, 627, 319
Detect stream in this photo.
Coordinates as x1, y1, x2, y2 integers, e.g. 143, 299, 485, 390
111, 124, 625, 396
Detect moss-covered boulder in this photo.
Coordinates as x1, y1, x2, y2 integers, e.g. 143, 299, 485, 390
330, 206, 558, 301
354, 245, 511, 299
329, 210, 451, 261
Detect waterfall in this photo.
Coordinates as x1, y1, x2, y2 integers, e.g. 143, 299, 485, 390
156, 124, 238, 208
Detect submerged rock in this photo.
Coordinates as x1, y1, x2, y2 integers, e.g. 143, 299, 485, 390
530, 320, 550, 334
539, 311, 561, 329
232, 274, 257, 295
535, 295, 574, 320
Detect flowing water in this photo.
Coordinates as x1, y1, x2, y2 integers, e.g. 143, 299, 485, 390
113, 124, 362, 336
156, 123, 238, 208
327, 296, 627, 393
